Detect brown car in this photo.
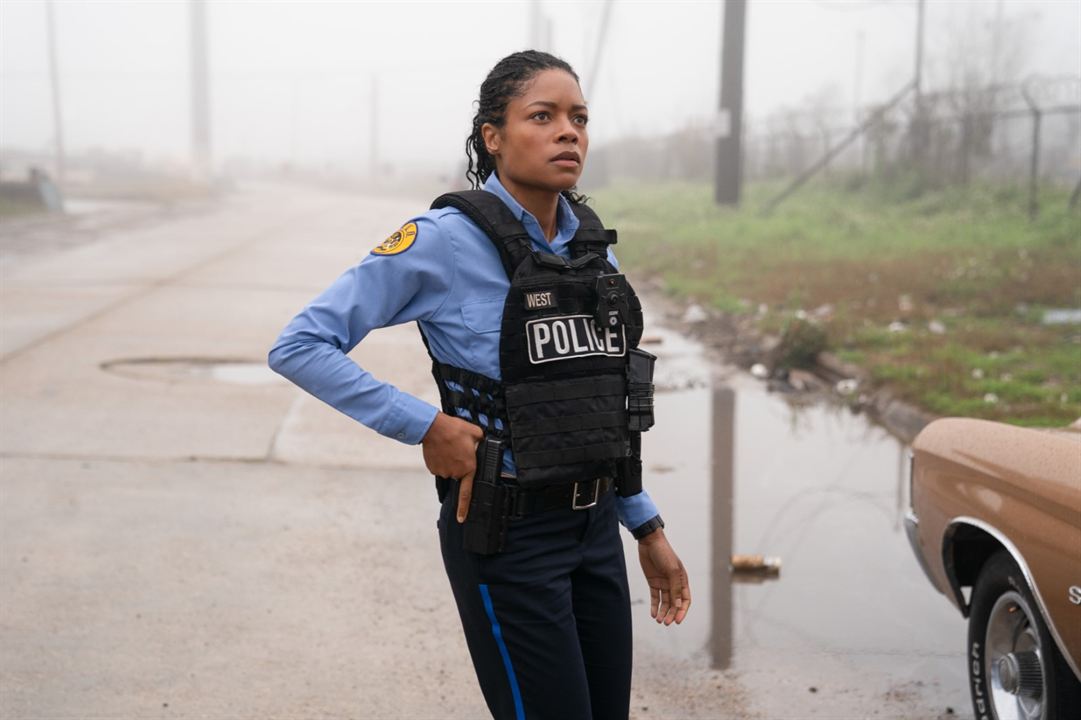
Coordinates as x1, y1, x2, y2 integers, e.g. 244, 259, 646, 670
905, 417, 1081, 719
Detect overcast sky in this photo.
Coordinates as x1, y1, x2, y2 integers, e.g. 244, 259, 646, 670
2, 0, 1078, 175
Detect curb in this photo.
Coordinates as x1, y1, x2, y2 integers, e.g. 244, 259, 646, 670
643, 285, 937, 445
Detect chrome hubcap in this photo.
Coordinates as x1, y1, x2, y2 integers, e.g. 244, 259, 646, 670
986, 591, 1046, 720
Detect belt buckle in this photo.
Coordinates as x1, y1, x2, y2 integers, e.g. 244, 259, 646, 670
572, 479, 600, 510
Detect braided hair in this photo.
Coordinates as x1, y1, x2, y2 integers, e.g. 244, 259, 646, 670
465, 50, 587, 203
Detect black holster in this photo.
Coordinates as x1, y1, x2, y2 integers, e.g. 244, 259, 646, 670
461, 437, 510, 555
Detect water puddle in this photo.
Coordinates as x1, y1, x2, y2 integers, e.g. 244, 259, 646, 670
625, 316, 969, 707
100, 357, 284, 385
63, 198, 155, 216
1042, 307, 1081, 325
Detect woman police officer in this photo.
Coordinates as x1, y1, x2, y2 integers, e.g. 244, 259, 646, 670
268, 50, 690, 719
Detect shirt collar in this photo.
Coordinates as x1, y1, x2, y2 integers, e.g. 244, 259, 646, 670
482, 172, 580, 254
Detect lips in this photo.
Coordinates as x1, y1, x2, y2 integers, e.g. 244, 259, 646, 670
550, 151, 580, 164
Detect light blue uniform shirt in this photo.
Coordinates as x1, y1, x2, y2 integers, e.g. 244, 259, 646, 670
268, 173, 660, 530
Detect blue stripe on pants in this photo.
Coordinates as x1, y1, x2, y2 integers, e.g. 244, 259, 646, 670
478, 584, 525, 720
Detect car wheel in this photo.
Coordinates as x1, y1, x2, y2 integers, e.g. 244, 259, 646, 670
968, 550, 1081, 719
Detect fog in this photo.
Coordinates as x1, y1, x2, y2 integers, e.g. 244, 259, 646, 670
2, 0, 1079, 179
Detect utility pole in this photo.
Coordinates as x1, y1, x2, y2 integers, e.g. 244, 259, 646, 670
45, 0, 66, 186
990, 0, 1004, 88
530, 0, 543, 49
854, 29, 865, 176
715, 0, 747, 206
853, 30, 865, 124
289, 78, 299, 168
189, 0, 212, 182
914, 0, 925, 102
369, 74, 379, 179
585, 0, 614, 99
911, 0, 927, 184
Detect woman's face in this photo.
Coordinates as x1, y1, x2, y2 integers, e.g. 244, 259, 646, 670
482, 69, 589, 195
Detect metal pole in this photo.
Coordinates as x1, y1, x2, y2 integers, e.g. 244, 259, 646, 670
991, 0, 1004, 88
530, 0, 542, 49
854, 29, 865, 177
1021, 81, 1041, 221
1029, 115, 1040, 221
715, 0, 747, 206
369, 74, 379, 180
914, 0, 925, 102
189, 0, 211, 181
289, 77, 299, 168
45, 0, 66, 186
912, 0, 926, 185
584, 0, 614, 99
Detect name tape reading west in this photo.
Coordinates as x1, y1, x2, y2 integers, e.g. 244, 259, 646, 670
526, 314, 626, 365
524, 290, 555, 310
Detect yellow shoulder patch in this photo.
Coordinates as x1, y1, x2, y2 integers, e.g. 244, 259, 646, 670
371, 222, 418, 256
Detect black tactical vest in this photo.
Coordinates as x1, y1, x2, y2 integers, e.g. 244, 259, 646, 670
421, 190, 652, 492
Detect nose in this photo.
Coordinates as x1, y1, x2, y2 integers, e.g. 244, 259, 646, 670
555, 117, 579, 144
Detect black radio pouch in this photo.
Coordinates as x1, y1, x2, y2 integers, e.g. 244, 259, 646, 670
462, 437, 511, 555
618, 348, 656, 498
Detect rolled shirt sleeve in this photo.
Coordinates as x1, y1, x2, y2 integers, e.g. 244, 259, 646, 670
267, 216, 453, 445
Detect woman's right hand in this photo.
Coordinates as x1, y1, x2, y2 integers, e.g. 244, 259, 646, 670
422, 413, 484, 523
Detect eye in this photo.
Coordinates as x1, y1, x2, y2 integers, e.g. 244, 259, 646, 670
531, 111, 551, 121
574, 114, 589, 126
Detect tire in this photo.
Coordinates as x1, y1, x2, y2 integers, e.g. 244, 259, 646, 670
967, 550, 1081, 720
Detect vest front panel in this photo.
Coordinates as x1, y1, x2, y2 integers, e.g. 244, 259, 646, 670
500, 253, 643, 488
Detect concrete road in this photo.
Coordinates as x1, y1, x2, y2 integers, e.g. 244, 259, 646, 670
0, 184, 746, 719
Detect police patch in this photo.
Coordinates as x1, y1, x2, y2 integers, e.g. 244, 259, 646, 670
371, 222, 417, 256
526, 314, 626, 364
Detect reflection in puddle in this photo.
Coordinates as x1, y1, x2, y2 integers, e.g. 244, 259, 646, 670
625, 318, 969, 707
710, 386, 734, 670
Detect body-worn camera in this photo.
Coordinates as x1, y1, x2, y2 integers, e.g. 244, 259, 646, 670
593, 273, 630, 331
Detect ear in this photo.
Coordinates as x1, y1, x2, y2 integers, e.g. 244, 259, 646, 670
481, 122, 501, 156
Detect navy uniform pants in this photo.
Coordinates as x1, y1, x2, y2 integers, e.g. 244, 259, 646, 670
437, 484, 633, 720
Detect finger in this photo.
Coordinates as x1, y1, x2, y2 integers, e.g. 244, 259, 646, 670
674, 570, 692, 624
656, 585, 669, 624
456, 472, 474, 523
649, 585, 660, 620
663, 572, 683, 625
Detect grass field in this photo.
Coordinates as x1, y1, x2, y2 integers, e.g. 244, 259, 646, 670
592, 179, 1081, 427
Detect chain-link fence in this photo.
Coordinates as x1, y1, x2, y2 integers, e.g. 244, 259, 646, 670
586, 76, 1081, 204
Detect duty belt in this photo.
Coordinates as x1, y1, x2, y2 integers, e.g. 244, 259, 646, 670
506, 476, 615, 517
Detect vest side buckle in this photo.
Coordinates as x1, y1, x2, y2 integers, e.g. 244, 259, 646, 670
572, 478, 600, 510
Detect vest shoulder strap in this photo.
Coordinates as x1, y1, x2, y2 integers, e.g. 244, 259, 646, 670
568, 202, 617, 260
431, 190, 532, 278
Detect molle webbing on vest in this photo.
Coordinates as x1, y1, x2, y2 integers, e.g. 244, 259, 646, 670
432, 191, 533, 278
567, 203, 617, 259
503, 375, 628, 472
418, 329, 509, 438
434, 363, 507, 435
